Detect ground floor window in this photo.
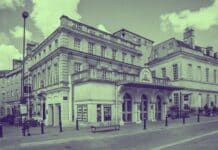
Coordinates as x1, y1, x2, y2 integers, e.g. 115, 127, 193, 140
173, 93, 179, 106
96, 104, 112, 122
77, 104, 88, 121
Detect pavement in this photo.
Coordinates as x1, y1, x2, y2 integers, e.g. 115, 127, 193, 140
1, 115, 218, 150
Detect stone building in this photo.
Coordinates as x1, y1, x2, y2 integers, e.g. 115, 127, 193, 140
148, 28, 218, 111
0, 60, 22, 118
27, 15, 182, 127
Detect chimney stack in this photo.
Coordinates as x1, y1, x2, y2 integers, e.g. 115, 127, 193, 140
183, 27, 195, 48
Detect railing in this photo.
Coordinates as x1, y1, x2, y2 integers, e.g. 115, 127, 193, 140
152, 77, 170, 86
72, 69, 139, 83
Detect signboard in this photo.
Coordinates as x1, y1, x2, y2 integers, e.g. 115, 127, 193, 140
20, 104, 27, 115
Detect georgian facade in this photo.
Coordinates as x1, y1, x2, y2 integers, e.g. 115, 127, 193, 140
0, 60, 22, 118
148, 28, 218, 111
25, 15, 182, 126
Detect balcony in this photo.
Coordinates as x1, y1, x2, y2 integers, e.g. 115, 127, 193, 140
72, 69, 139, 83
152, 77, 170, 86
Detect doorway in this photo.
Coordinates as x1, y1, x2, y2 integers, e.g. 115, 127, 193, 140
156, 96, 162, 120
122, 93, 132, 122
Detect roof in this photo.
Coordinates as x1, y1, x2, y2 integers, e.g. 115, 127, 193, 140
118, 81, 184, 90
113, 28, 154, 43
176, 40, 202, 51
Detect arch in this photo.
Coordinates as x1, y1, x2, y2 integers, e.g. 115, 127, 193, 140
140, 94, 148, 120
122, 93, 132, 122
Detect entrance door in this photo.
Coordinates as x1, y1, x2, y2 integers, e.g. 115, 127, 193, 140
156, 96, 162, 120
122, 93, 132, 122
140, 95, 148, 120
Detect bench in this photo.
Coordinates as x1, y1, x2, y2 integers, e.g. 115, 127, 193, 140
90, 122, 120, 133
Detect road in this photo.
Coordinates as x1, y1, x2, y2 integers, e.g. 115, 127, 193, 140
7, 121, 218, 150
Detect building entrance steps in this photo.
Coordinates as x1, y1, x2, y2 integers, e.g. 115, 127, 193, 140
0, 115, 218, 149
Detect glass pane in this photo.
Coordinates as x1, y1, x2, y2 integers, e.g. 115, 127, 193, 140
127, 101, 132, 111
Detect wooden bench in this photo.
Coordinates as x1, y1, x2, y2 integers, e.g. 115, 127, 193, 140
90, 122, 120, 133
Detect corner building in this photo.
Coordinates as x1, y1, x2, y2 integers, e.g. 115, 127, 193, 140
29, 15, 182, 126
148, 28, 218, 111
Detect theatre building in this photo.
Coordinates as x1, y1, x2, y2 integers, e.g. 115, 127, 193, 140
28, 15, 182, 126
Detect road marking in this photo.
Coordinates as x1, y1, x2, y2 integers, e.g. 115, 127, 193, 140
152, 130, 218, 150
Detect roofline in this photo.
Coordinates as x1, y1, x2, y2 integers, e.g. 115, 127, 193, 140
113, 28, 154, 43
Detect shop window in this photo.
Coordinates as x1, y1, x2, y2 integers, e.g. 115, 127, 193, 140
104, 105, 111, 121
174, 93, 179, 106
77, 104, 88, 121
97, 104, 101, 122
96, 104, 112, 122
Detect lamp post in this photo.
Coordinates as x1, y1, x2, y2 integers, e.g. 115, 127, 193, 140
21, 11, 29, 114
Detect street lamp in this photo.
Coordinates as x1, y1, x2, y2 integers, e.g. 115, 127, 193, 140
21, 11, 29, 114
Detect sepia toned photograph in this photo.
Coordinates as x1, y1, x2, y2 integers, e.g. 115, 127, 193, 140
0, 0, 218, 149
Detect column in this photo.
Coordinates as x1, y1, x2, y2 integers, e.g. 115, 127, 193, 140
119, 101, 124, 125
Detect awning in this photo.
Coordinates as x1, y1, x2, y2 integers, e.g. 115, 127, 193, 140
118, 81, 185, 91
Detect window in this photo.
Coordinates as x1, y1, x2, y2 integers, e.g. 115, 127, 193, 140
77, 104, 88, 121
112, 49, 117, 60
206, 68, 209, 82
47, 67, 51, 86
151, 70, 156, 78
206, 94, 210, 104
215, 95, 217, 106
161, 67, 166, 78
49, 44, 52, 51
54, 64, 59, 84
197, 66, 202, 81
214, 70, 216, 83
97, 104, 102, 122
102, 70, 107, 79
173, 64, 178, 80
104, 105, 111, 121
131, 55, 135, 64
74, 62, 81, 73
88, 42, 95, 54
188, 64, 193, 80
122, 52, 126, 62
173, 93, 179, 106
74, 38, 81, 50
55, 39, 58, 48
101, 46, 106, 57
96, 104, 112, 122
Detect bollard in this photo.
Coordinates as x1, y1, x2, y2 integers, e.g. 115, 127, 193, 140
183, 116, 186, 124
143, 118, 147, 130
41, 122, 44, 134
76, 118, 79, 131
0, 123, 3, 138
165, 116, 168, 127
59, 121, 63, 132
197, 113, 200, 122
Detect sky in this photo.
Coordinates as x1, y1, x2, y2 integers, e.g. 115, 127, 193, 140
0, 0, 218, 70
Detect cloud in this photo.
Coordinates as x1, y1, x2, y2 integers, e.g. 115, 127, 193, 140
97, 24, 110, 33
31, 0, 81, 37
160, 0, 218, 33
0, 33, 10, 44
0, 44, 21, 70
10, 25, 32, 40
0, 0, 24, 9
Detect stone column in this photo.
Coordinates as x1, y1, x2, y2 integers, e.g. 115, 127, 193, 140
119, 101, 124, 125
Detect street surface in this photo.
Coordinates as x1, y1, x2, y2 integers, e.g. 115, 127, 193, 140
16, 120, 218, 150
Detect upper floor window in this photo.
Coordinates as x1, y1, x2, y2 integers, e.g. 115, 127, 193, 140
213, 70, 216, 83
197, 66, 202, 81
74, 62, 81, 73
151, 70, 156, 78
173, 64, 178, 80
55, 39, 58, 48
88, 42, 95, 54
49, 44, 52, 51
188, 64, 193, 80
74, 38, 81, 50
161, 67, 166, 78
101, 46, 106, 57
54, 64, 59, 84
206, 68, 209, 82
131, 55, 135, 64
122, 52, 126, 62
112, 49, 117, 60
